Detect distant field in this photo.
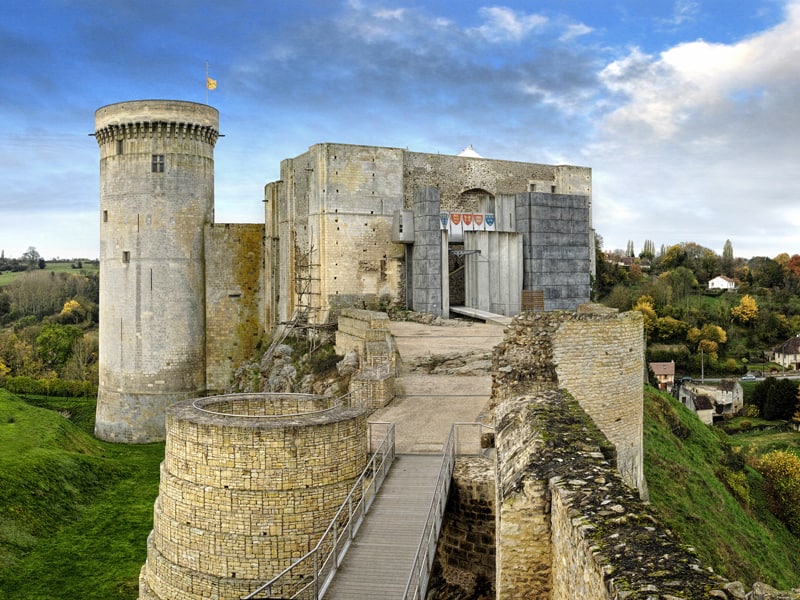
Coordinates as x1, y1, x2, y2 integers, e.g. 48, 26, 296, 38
0, 261, 98, 286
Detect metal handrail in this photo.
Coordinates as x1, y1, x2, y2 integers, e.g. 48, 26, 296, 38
402, 422, 494, 600
242, 421, 395, 600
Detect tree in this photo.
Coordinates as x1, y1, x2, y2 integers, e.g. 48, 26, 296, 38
640, 239, 655, 261
626, 240, 635, 257
787, 254, 800, 277
687, 324, 727, 360
668, 266, 697, 306
793, 386, 800, 425
21, 246, 40, 268
757, 450, 800, 535
662, 244, 687, 269
721, 240, 734, 276
633, 295, 657, 337
36, 323, 83, 373
654, 316, 689, 341
731, 294, 759, 325
753, 377, 799, 420
749, 256, 784, 289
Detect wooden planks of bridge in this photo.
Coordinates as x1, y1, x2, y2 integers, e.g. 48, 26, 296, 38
323, 454, 444, 599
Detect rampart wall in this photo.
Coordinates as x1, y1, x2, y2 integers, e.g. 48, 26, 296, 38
495, 391, 735, 599
204, 223, 265, 392
493, 306, 646, 496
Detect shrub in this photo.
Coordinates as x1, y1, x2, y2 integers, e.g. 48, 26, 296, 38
756, 450, 800, 535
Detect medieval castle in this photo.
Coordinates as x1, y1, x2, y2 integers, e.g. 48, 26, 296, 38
92, 99, 594, 444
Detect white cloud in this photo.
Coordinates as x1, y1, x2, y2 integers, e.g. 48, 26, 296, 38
590, 1, 800, 257
560, 22, 593, 41
470, 6, 548, 43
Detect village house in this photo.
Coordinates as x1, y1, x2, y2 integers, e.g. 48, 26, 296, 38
769, 335, 800, 371
649, 361, 675, 391
707, 275, 737, 291
677, 379, 744, 423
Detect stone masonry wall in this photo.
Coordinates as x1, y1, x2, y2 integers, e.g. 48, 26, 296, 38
403, 152, 591, 213
335, 308, 397, 408
204, 223, 265, 393
432, 456, 496, 598
139, 393, 368, 600
493, 306, 646, 497
495, 391, 736, 599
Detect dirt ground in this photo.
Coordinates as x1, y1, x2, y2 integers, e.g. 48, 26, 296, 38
369, 319, 506, 453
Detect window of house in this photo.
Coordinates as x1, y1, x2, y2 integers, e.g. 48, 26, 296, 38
103, 210, 108, 223
122, 251, 130, 263
151, 154, 165, 173
116, 139, 124, 155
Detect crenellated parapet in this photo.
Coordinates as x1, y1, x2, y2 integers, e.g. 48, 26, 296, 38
94, 120, 219, 146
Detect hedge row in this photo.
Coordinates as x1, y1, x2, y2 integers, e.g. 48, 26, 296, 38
1, 376, 97, 397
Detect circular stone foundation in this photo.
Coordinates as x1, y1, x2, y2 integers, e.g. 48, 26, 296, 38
139, 393, 368, 600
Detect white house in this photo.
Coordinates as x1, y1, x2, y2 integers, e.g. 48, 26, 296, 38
708, 275, 737, 290
770, 335, 800, 371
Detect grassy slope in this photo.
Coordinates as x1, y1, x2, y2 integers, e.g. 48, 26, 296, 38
0, 390, 162, 600
644, 385, 800, 588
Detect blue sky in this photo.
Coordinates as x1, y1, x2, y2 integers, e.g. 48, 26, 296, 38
1, 0, 798, 260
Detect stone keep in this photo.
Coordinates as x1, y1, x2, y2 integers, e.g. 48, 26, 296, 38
93, 100, 219, 443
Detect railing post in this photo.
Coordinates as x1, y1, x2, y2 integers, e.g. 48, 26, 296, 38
332, 519, 338, 567
313, 551, 319, 599
348, 494, 353, 540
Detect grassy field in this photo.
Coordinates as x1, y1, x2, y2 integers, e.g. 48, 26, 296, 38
0, 390, 162, 600
0, 261, 98, 287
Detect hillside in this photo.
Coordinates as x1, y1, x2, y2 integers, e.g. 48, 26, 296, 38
0, 390, 162, 599
643, 385, 800, 588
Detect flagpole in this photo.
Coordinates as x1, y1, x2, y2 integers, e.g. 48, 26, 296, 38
205, 60, 209, 105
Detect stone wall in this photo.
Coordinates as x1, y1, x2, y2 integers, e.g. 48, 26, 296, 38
138, 393, 368, 600
335, 308, 397, 408
204, 223, 265, 393
493, 306, 646, 497
432, 456, 496, 598
494, 391, 735, 599
402, 152, 591, 214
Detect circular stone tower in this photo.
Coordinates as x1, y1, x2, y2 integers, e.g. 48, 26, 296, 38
93, 100, 219, 443
138, 393, 368, 600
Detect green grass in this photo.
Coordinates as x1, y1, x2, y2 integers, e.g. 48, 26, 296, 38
644, 386, 800, 588
0, 389, 162, 600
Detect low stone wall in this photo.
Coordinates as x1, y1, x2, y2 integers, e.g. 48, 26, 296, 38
495, 391, 735, 599
336, 308, 397, 408
431, 457, 496, 598
349, 366, 396, 409
335, 308, 391, 359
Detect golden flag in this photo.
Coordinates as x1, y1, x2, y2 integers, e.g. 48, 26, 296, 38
206, 76, 217, 90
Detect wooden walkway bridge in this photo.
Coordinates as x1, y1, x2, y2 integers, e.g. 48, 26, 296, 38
323, 454, 444, 599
